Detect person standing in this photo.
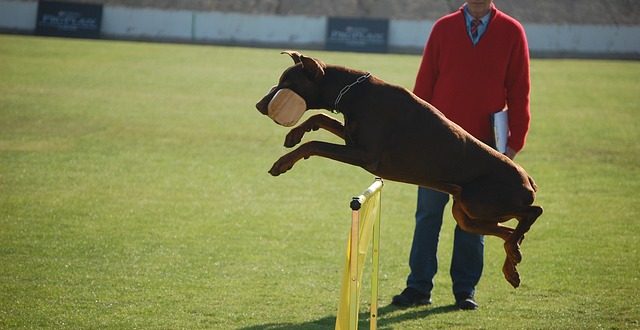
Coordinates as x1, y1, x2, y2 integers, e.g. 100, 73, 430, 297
391, 0, 531, 310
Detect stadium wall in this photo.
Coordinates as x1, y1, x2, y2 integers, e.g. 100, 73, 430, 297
1, 0, 639, 59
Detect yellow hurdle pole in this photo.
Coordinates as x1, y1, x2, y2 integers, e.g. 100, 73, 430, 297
351, 178, 383, 330
349, 206, 360, 330
370, 188, 381, 330
337, 178, 383, 330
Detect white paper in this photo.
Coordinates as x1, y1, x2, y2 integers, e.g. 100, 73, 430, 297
492, 110, 509, 153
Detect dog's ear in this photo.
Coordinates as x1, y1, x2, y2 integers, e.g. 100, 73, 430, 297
300, 55, 325, 82
281, 50, 303, 64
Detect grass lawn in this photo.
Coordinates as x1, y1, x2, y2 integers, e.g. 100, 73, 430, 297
1, 34, 639, 329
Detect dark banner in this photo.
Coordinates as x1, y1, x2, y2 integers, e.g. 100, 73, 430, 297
36, 0, 102, 38
326, 17, 389, 53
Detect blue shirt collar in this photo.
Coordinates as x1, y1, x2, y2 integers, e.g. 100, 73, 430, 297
463, 3, 492, 26
463, 4, 492, 44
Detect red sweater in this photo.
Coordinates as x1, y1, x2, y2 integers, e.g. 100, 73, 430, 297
413, 5, 531, 152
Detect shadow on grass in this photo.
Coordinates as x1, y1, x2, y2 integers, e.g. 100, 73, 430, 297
239, 303, 459, 330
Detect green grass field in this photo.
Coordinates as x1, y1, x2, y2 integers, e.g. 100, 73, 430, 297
1, 34, 639, 329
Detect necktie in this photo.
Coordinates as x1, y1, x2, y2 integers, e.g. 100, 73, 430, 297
471, 19, 481, 39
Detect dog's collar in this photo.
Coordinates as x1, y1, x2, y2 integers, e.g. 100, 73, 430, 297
332, 72, 372, 113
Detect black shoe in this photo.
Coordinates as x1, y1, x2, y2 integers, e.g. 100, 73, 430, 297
454, 292, 478, 310
391, 287, 432, 308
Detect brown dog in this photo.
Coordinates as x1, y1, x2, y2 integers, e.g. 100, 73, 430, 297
256, 51, 542, 288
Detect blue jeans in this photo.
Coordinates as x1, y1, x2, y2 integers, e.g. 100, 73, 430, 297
407, 187, 484, 297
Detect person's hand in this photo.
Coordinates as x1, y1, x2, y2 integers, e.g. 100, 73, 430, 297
505, 147, 517, 160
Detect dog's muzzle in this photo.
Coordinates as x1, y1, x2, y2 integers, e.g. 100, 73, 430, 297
267, 88, 306, 127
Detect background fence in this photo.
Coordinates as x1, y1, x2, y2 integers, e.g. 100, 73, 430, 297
1, 0, 639, 58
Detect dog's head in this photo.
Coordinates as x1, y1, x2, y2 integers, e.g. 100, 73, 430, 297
255, 51, 326, 127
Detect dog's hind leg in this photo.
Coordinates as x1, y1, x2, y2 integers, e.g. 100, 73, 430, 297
502, 258, 520, 288
451, 201, 513, 241
284, 114, 345, 148
493, 206, 542, 288
504, 205, 543, 264
452, 201, 525, 288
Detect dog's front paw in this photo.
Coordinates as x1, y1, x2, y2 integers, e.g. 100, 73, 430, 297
268, 157, 294, 176
284, 126, 305, 148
